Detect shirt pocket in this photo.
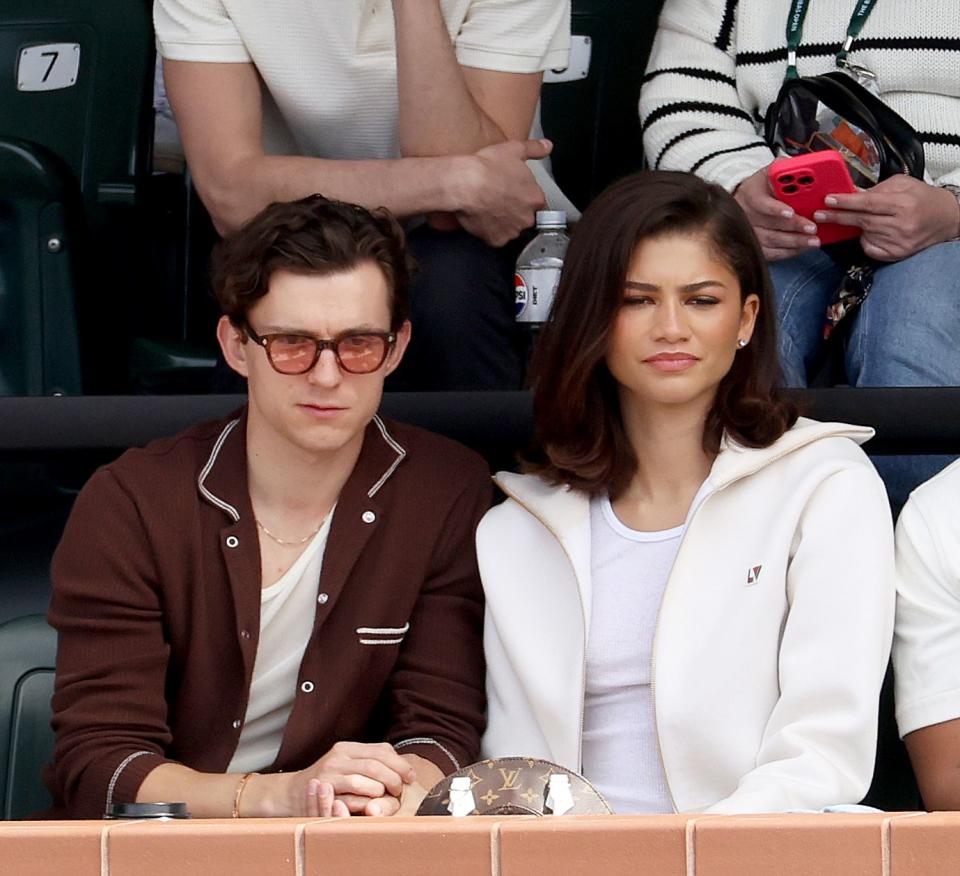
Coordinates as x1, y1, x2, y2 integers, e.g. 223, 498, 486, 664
355, 622, 410, 646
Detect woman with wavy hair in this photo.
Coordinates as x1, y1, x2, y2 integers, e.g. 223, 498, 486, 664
478, 171, 895, 814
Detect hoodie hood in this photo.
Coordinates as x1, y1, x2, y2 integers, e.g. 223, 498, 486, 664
494, 417, 875, 526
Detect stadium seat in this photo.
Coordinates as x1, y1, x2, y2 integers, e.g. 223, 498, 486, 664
0, 140, 82, 396
542, 0, 665, 208
0, 615, 56, 819
0, 0, 155, 395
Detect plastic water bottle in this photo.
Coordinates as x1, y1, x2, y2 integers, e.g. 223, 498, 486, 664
515, 211, 569, 325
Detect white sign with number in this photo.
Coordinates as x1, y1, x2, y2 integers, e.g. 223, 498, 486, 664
17, 43, 81, 92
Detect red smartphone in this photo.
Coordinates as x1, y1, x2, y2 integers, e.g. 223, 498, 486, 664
767, 152, 861, 245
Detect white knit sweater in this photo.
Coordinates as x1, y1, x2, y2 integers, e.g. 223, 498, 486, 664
640, 0, 960, 191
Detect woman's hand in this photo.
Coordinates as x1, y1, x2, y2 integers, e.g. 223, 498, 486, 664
305, 779, 351, 817
813, 175, 960, 261
351, 753, 445, 817
734, 167, 821, 261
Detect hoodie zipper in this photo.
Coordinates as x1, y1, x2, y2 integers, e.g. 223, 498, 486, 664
648, 492, 712, 814
649, 440, 817, 813
495, 481, 590, 771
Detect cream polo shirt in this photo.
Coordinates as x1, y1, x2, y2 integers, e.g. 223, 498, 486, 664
154, 0, 575, 210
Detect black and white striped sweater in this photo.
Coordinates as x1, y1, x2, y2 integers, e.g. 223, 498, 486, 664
640, 0, 960, 190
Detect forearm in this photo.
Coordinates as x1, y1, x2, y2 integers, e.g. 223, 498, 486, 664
392, 0, 509, 155
198, 152, 473, 235
137, 763, 289, 818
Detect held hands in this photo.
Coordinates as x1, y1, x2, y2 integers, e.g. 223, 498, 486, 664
812, 175, 960, 262
441, 138, 551, 248
261, 741, 417, 817
734, 167, 820, 261
356, 753, 445, 818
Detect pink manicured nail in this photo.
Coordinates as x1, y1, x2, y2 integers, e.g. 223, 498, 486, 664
824, 196, 838, 206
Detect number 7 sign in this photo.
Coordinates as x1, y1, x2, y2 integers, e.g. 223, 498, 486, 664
17, 43, 81, 92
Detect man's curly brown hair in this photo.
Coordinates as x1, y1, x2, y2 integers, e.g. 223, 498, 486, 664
210, 194, 415, 329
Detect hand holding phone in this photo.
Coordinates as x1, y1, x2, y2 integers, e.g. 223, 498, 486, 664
768, 152, 861, 245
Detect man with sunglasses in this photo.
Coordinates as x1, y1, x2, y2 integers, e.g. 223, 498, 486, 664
44, 196, 491, 819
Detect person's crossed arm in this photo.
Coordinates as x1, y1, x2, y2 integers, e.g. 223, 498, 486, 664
161, 0, 556, 243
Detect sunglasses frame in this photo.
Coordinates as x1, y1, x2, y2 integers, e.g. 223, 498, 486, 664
243, 324, 397, 375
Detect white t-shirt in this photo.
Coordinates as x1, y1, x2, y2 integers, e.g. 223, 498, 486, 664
894, 457, 960, 737
153, 0, 574, 210
582, 494, 686, 814
228, 512, 333, 774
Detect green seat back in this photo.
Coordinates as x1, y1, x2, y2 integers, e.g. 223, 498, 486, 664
0, 0, 154, 230
0, 140, 82, 396
0, 615, 57, 819
0, 1, 155, 394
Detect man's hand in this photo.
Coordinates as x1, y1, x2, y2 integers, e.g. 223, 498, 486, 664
734, 167, 820, 261
447, 139, 551, 248
259, 741, 416, 816
813, 175, 960, 262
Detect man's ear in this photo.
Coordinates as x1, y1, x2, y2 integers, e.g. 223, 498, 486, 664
384, 320, 412, 376
217, 316, 250, 378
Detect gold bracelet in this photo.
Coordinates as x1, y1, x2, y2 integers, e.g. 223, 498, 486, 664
232, 772, 256, 819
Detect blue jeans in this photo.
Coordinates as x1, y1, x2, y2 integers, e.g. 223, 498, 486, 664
769, 241, 960, 512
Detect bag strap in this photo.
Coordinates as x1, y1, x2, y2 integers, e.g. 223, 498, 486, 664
786, 0, 880, 80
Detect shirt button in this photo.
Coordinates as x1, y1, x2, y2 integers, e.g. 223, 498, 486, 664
361, 511, 376, 524
317, 593, 329, 604
300, 680, 315, 693
240, 629, 251, 640
226, 535, 239, 548
232, 719, 241, 729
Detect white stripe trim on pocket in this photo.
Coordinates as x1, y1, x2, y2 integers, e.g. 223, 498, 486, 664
355, 623, 410, 636
359, 637, 405, 645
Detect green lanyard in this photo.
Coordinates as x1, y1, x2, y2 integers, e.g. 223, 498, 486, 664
785, 0, 879, 80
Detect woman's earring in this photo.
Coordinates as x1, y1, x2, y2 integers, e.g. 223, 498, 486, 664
737, 339, 748, 349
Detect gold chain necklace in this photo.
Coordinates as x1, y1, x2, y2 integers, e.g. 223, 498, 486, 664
255, 517, 324, 547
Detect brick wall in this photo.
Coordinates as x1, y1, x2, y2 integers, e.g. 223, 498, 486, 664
3, 813, 959, 875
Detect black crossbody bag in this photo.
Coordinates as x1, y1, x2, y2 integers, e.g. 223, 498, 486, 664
762, 0, 926, 375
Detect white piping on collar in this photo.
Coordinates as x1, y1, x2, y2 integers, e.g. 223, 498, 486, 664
197, 418, 242, 522
368, 415, 406, 498
197, 415, 405, 518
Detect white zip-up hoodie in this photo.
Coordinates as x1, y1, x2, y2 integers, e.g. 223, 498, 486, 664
478, 418, 895, 813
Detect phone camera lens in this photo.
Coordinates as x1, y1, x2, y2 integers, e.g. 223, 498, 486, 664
778, 174, 795, 184
782, 184, 799, 194
798, 175, 814, 186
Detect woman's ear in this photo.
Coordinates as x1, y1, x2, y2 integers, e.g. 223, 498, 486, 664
217, 316, 250, 378
740, 293, 760, 344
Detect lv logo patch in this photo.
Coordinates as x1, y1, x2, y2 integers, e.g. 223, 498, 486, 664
746, 565, 762, 585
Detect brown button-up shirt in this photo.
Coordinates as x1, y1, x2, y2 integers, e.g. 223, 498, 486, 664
45, 410, 490, 818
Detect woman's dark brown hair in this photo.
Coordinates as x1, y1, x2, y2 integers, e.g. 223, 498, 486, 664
528, 170, 798, 497
210, 194, 414, 329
